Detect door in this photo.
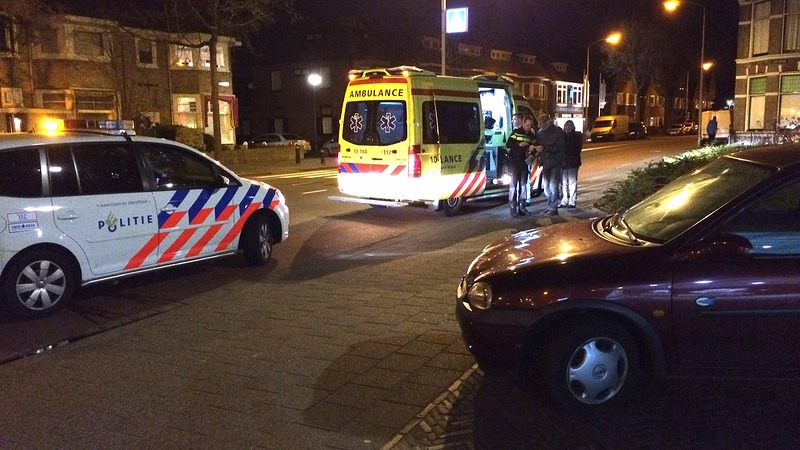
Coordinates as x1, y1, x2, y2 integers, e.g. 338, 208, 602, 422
672, 178, 800, 372
140, 144, 239, 263
48, 143, 158, 275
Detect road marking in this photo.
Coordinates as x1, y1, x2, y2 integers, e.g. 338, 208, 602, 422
302, 189, 328, 195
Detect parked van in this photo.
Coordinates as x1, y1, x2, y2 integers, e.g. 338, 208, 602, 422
701, 110, 733, 144
331, 66, 534, 216
590, 115, 629, 141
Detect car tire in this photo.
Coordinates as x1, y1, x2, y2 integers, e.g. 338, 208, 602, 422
540, 318, 640, 411
438, 197, 464, 216
242, 214, 273, 266
1, 249, 76, 318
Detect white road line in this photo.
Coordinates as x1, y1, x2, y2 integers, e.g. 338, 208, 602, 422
302, 189, 328, 195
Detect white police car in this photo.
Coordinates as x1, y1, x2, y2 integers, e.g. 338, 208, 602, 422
0, 120, 289, 318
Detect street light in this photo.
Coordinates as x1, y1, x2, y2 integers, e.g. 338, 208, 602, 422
665, 0, 706, 146
584, 32, 621, 132
307, 73, 322, 163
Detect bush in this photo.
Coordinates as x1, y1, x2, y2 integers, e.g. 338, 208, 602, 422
138, 124, 206, 152
594, 144, 744, 212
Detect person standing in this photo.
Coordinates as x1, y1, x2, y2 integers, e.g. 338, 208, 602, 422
505, 114, 536, 216
707, 115, 718, 144
533, 114, 566, 216
559, 120, 582, 209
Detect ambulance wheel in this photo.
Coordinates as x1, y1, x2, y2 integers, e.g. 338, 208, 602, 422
2, 249, 76, 318
438, 198, 464, 216
242, 214, 273, 266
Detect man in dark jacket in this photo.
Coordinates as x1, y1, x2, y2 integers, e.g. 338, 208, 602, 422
505, 114, 536, 216
533, 114, 566, 215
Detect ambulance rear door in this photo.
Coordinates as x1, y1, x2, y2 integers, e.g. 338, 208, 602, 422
338, 76, 412, 200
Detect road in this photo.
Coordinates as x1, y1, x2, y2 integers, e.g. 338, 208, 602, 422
9, 135, 790, 449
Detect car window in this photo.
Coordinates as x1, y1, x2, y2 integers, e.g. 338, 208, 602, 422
0, 147, 42, 197
282, 134, 300, 140
719, 178, 800, 256
65, 144, 143, 196
142, 144, 220, 190
343, 100, 407, 146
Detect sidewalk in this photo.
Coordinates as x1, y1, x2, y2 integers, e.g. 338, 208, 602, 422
225, 154, 339, 177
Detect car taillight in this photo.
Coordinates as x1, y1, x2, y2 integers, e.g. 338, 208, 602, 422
408, 145, 421, 178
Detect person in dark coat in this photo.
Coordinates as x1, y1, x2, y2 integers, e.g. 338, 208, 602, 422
559, 120, 582, 208
533, 114, 565, 215
505, 114, 536, 216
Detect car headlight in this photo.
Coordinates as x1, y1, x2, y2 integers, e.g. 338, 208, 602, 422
466, 281, 492, 311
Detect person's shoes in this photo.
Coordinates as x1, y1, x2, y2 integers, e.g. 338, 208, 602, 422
518, 205, 529, 216
510, 203, 518, 216
558, 203, 568, 208
567, 205, 576, 209
540, 208, 558, 216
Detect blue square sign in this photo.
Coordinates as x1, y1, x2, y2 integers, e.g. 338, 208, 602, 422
446, 7, 468, 33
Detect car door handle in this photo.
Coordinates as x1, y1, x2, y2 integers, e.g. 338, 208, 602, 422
696, 297, 716, 307
56, 212, 79, 220
160, 205, 177, 213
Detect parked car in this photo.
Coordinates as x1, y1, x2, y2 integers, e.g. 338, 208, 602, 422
682, 121, 698, 134
320, 138, 340, 156
0, 119, 289, 318
249, 133, 311, 154
667, 123, 685, 135
627, 121, 648, 140
456, 144, 800, 411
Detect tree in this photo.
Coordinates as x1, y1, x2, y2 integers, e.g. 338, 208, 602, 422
601, 20, 667, 121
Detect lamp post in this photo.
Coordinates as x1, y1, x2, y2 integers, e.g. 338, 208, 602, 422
584, 32, 621, 133
307, 73, 322, 163
665, 0, 706, 146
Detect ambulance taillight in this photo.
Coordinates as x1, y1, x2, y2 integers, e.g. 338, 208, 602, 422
408, 145, 422, 178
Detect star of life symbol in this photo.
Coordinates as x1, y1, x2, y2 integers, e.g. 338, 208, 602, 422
427, 112, 436, 133
350, 113, 364, 133
380, 112, 396, 134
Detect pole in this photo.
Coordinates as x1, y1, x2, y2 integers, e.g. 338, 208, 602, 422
697, 4, 706, 146
441, 0, 446, 75
685, 71, 689, 120
584, 44, 590, 132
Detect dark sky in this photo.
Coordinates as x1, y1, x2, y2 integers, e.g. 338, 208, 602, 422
292, 0, 739, 102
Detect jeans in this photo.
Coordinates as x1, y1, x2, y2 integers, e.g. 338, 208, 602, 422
541, 166, 562, 211
560, 167, 579, 207
508, 163, 528, 204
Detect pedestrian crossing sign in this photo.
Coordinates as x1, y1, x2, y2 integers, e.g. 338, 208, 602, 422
446, 8, 468, 33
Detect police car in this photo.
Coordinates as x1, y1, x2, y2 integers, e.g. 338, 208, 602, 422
0, 120, 289, 318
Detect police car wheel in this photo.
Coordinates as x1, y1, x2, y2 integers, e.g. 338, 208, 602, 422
242, 215, 273, 266
2, 249, 75, 318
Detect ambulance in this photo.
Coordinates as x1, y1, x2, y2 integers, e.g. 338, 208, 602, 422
0, 119, 289, 318
331, 66, 534, 215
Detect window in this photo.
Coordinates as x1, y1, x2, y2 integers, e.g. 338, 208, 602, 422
68, 144, 143, 195
200, 43, 227, 69
173, 45, 194, 67
490, 50, 511, 61
421, 101, 480, 145
720, 179, 800, 256
556, 85, 568, 105
271, 70, 282, 91
40, 92, 68, 110
75, 91, 115, 112
753, 1, 771, 55
786, 0, 800, 51
136, 38, 156, 67
0, 14, 14, 53
779, 74, 800, 129
0, 148, 41, 197
39, 28, 59, 54
73, 30, 104, 57
422, 37, 440, 50
519, 55, 536, 64
658, 96, 664, 107
173, 95, 201, 128
142, 145, 220, 190
748, 77, 767, 130
343, 100, 407, 146
649, 96, 656, 107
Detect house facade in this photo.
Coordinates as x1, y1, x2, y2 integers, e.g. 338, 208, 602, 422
735, 0, 800, 135
0, 13, 237, 143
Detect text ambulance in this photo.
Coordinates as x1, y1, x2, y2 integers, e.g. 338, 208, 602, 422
331, 66, 533, 215
0, 120, 289, 318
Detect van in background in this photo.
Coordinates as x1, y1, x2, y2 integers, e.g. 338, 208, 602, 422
701, 110, 733, 144
589, 115, 629, 141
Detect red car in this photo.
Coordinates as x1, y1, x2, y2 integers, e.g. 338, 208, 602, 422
457, 145, 800, 411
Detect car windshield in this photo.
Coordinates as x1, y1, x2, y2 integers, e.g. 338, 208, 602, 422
620, 157, 775, 243
594, 120, 612, 128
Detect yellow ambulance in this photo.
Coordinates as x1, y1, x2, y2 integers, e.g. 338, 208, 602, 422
330, 66, 534, 215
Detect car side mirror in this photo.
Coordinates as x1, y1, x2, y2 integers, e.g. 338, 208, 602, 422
708, 233, 754, 259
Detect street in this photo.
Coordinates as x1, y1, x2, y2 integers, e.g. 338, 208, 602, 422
3, 136, 795, 449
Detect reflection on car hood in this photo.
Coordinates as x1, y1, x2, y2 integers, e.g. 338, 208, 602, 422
468, 219, 627, 280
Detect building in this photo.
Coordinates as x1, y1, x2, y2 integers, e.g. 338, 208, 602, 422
735, 0, 800, 137
0, 13, 237, 143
